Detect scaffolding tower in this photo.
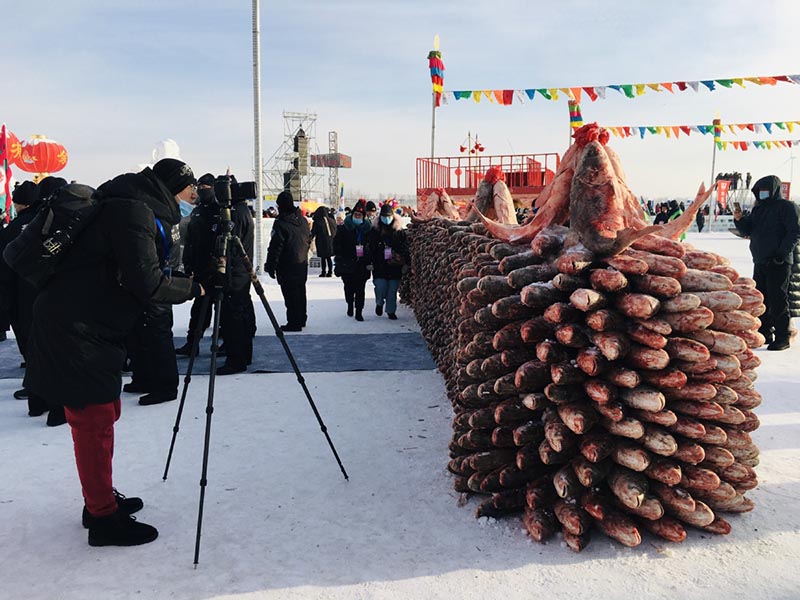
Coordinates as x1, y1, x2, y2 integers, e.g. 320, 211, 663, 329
262, 111, 326, 201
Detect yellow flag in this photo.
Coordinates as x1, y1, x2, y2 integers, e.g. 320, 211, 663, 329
646, 83, 661, 92
483, 90, 495, 103
635, 84, 646, 96
547, 88, 559, 100
733, 78, 745, 87
472, 90, 481, 103
788, 122, 796, 133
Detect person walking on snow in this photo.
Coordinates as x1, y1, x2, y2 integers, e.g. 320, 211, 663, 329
366, 202, 409, 320
333, 200, 371, 321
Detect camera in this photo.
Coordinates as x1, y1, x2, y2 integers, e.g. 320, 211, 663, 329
213, 175, 256, 208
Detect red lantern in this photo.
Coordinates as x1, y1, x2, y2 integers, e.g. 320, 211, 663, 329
17, 135, 68, 178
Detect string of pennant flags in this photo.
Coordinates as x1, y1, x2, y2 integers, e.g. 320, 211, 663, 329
439, 74, 800, 106
605, 120, 800, 139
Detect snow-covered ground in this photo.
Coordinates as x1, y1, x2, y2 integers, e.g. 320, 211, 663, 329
1, 231, 798, 600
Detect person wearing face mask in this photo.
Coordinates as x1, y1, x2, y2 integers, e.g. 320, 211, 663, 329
365, 201, 377, 223
734, 175, 800, 350
124, 159, 199, 404
333, 199, 372, 320
176, 173, 220, 356
366, 202, 409, 320
23, 158, 204, 546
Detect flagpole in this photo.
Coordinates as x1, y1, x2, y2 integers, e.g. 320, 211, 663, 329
252, 0, 264, 272
430, 92, 436, 159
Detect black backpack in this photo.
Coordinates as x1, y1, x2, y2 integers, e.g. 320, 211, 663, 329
3, 183, 99, 289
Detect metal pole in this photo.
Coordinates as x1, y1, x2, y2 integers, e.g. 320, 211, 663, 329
710, 138, 717, 190
430, 92, 436, 159
252, 0, 264, 272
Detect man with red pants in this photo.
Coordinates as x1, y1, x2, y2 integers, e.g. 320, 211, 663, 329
24, 159, 204, 546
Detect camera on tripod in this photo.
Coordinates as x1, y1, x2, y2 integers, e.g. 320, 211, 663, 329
213, 175, 256, 208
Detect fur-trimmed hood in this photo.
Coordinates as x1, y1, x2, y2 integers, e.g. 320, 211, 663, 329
371, 212, 404, 232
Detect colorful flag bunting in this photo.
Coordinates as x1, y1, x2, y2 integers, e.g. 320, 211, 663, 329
428, 49, 445, 107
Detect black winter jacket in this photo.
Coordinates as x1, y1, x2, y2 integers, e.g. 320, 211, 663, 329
365, 214, 409, 280
0, 205, 40, 330
24, 169, 196, 408
265, 208, 310, 283
333, 215, 371, 278
735, 175, 800, 264
183, 199, 254, 291
310, 207, 336, 258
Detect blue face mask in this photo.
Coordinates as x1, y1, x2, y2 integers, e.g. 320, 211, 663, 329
352, 216, 363, 225
380, 215, 393, 225
179, 200, 193, 218
758, 190, 769, 200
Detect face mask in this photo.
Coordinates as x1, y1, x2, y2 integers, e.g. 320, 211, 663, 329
380, 215, 393, 225
179, 200, 193, 218
366, 214, 375, 222
758, 190, 769, 200
197, 187, 215, 203
352, 216, 363, 225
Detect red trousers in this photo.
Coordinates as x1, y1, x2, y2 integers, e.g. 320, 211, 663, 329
64, 399, 121, 517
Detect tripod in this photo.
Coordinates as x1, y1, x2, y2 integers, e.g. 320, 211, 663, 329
162, 182, 348, 566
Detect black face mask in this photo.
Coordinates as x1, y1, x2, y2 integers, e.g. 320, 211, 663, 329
197, 187, 215, 204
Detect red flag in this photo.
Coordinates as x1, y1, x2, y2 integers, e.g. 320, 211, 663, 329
0, 125, 12, 222
716, 178, 730, 210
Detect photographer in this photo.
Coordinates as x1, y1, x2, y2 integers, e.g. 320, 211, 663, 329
176, 173, 219, 357
213, 175, 256, 374
23, 159, 204, 547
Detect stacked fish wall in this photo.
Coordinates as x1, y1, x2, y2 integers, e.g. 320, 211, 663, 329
405, 218, 764, 551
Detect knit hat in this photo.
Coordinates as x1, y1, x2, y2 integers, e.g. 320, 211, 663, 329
380, 203, 394, 217
197, 173, 215, 187
12, 181, 39, 206
365, 201, 377, 213
352, 199, 367, 215
152, 158, 196, 195
276, 190, 295, 213
38, 176, 68, 202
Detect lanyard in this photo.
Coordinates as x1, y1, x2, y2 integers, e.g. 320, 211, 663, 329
154, 218, 171, 275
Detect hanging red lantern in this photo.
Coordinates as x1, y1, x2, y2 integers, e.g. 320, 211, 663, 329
17, 135, 68, 179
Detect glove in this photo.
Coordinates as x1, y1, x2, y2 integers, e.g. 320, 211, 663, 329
267, 269, 276, 279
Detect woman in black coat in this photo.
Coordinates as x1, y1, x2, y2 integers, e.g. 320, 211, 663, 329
311, 206, 336, 277
366, 203, 408, 319
24, 162, 201, 547
333, 200, 372, 320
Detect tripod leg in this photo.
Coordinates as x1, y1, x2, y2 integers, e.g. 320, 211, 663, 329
163, 292, 213, 481
194, 289, 225, 566
233, 237, 349, 481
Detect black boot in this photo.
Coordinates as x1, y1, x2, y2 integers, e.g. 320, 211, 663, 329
46, 406, 67, 427
123, 381, 148, 394
347, 302, 354, 317
375, 304, 383, 316
216, 363, 246, 375
13, 388, 28, 400
138, 392, 177, 406
83, 489, 144, 528
175, 342, 197, 357
355, 309, 364, 322
87, 511, 158, 547
387, 312, 398, 320
28, 394, 48, 417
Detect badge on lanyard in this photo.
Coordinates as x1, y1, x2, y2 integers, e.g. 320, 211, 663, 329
355, 244, 364, 258
384, 247, 392, 260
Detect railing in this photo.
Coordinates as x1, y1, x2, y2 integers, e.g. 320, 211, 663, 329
416, 152, 561, 197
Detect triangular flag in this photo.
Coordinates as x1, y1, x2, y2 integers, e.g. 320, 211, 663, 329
716, 79, 734, 88
623, 126, 632, 137
655, 126, 664, 135
664, 127, 672, 138
484, 90, 495, 103
787, 122, 795, 133
727, 124, 736, 134
736, 124, 748, 131
639, 127, 646, 139
621, 85, 635, 98
697, 125, 709, 134
595, 86, 607, 99
608, 85, 623, 95
690, 125, 701, 133
680, 126, 691, 136
687, 81, 700, 92
609, 127, 621, 137
789, 75, 800, 84
763, 123, 772, 134
776, 122, 786, 129
676, 81, 687, 91
537, 89, 551, 100
742, 141, 749, 150
766, 141, 773, 149
570, 87, 583, 103
547, 88, 560, 100
753, 124, 763, 134
502, 90, 514, 105
493, 90, 504, 104
515, 90, 527, 103
661, 82, 674, 93
560, 88, 574, 100
525, 89, 536, 100
472, 90, 482, 103
647, 126, 658, 135
700, 80, 715, 91
733, 78, 745, 87
441, 92, 449, 105
646, 83, 662, 92
746, 123, 755, 131
582, 87, 598, 101
635, 84, 646, 96
722, 141, 728, 150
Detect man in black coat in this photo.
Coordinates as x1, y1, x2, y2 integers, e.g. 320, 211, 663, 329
265, 191, 310, 332
24, 160, 203, 547
126, 158, 198, 404
311, 206, 336, 277
215, 175, 256, 374
734, 174, 800, 350
0, 177, 69, 424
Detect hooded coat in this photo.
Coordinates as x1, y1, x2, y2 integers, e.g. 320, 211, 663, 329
310, 207, 336, 258
734, 175, 800, 264
24, 168, 196, 408
265, 206, 310, 283
333, 214, 371, 278
366, 213, 409, 280
791, 242, 800, 318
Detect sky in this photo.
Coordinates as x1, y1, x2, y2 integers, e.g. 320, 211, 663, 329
5, 0, 800, 203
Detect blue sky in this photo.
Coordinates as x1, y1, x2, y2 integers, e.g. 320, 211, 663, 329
5, 0, 800, 201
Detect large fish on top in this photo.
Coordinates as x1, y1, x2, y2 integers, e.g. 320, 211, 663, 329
569, 140, 657, 255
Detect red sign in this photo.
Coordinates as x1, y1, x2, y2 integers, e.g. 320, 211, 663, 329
781, 181, 791, 200
716, 179, 730, 210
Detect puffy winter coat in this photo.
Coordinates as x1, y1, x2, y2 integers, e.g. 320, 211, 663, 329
333, 214, 371, 278
734, 175, 800, 264
791, 244, 800, 318
310, 207, 336, 258
365, 214, 409, 280
265, 207, 310, 283
24, 168, 196, 408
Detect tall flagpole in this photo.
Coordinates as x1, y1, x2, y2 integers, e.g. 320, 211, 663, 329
252, 0, 264, 272
428, 35, 442, 159
430, 92, 436, 159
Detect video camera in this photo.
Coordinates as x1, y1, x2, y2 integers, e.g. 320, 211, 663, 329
213, 175, 256, 208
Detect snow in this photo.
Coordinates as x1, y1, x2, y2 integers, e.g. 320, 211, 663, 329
1, 232, 799, 600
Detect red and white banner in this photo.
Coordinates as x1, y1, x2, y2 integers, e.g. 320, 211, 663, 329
0, 124, 12, 222
716, 178, 731, 210
781, 181, 791, 200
